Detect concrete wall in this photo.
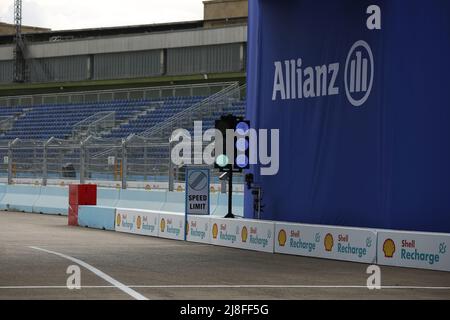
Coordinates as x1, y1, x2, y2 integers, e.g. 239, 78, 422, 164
204, 0, 248, 20
0, 22, 50, 36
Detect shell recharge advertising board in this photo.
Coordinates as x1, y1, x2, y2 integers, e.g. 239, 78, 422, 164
115, 208, 159, 237
377, 230, 450, 272
275, 223, 377, 264
209, 217, 275, 253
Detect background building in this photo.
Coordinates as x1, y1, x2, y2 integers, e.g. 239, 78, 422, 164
0, 0, 248, 99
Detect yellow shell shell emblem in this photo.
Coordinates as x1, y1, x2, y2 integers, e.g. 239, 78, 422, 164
324, 233, 334, 252
160, 218, 166, 233
241, 226, 248, 242
136, 216, 142, 230
278, 229, 287, 247
383, 239, 396, 258
116, 214, 121, 226
212, 223, 218, 239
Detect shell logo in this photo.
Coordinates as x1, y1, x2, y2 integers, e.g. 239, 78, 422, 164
383, 239, 396, 258
116, 214, 121, 226
278, 229, 287, 247
324, 233, 334, 252
212, 223, 218, 239
136, 216, 142, 230
160, 218, 166, 233
241, 226, 248, 243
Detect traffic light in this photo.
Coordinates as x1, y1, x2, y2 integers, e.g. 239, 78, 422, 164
215, 115, 235, 171
234, 119, 250, 170
214, 115, 250, 172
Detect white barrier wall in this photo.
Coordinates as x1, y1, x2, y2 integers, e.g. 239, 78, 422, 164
158, 212, 185, 241
115, 208, 159, 237
275, 223, 377, 264
210, 217, 275, 253
187, 215, 211, 244
377, 230, 450, 272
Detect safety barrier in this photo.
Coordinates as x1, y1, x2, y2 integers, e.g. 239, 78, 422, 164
0, 185, 41, 212
274, 222, 377, 264
78, 205, 116, 231
97, 188, 120, 207
0, 183, 244, 217
32, 186, 69, 215
158, 212, 185, 240
99, 207, 450, 271
187, 215, 211, 244
0, 184, 6, 203
210, 216, 275, 253
115, 208, 160, 237
213, 193, 244, 217
160, 192, 185, 213
376, 229, 450, 272
116, 189, 166, 211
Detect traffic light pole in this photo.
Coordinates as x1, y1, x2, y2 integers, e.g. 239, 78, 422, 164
225, 169, 235, 218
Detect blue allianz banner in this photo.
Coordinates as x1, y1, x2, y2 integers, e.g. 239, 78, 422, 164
246, 0, 450, 233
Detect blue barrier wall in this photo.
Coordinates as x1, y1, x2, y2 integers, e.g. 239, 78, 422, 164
116, 189, 166, 211
97, 188, 120, 207
214, 193, 244, 217
160, 192, 185, 213
246, 0, 450, 233
33, 186, 68, 215
78, 205, 116, 231
0, 185, 41, 212
0, 184, 244, 218
0, 184, 6, 203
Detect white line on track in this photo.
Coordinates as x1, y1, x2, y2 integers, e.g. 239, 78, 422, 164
29, 246, 148, 300
1, 285, 450, 290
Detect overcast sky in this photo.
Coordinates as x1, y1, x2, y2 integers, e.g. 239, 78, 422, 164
0, 0, 205, 30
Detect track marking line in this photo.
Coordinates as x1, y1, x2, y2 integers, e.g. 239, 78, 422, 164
2, 284, 450, 290
29, 246, 148, 300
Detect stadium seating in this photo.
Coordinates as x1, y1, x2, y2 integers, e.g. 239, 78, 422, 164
0, 100, 150, 140
104, 96, 207, 138
0, 97, 246, 141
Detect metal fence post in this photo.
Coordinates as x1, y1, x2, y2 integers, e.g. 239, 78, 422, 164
79, 141, 85, 184
79, 136, 91, 184
121, 138, 127, 189
168, 140, 174, 192
7, 138, 19, 185
42, 137, 53, 186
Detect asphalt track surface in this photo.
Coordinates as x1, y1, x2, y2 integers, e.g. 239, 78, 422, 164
0, 211, 449, 300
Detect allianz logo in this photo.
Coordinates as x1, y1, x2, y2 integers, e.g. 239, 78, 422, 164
272, 40, 374, 107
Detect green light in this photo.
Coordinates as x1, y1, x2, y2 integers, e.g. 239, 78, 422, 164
215, 154, 229, 167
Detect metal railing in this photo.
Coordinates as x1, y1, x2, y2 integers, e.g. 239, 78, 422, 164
72, 111, 116, 140
0, 116, 16, 132
0, 82, 236, 107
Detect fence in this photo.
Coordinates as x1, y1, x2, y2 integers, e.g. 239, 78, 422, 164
0, 135, 244, 191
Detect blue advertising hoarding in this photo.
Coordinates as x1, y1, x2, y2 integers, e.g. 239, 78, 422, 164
246, 0, 450, 233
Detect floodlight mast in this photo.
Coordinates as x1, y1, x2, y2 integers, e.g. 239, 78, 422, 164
13, 0, 27, 83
